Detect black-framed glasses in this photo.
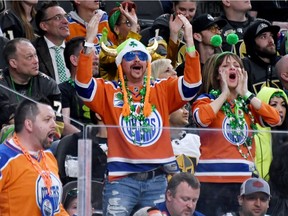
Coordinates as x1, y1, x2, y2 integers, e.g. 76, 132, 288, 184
42, 13, 71, 22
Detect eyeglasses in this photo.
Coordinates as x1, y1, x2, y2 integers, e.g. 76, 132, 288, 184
42, 13, 71, 22
119, 20, 132, 27
123, 51, 148, 62
207, 25, 221, 34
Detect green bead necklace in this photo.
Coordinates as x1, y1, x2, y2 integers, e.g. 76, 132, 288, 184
118, 76, 156, 144
210, 89, 257, 159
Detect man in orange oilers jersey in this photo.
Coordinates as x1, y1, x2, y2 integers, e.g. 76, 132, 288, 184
0, 99, 68, 216
75, 13, 201, 215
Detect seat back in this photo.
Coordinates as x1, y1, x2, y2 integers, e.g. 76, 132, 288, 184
55, 132, 107, 185
62, 180, 104, 216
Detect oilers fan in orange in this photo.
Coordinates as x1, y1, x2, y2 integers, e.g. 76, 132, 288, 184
193, 93, 280, 183
75, 41, 202, 182
0, 140, 68, 216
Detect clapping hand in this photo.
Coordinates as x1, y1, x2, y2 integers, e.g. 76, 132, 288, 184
86, 12, 102, 43
219, 69, 230, 99
235, 68, 248, 97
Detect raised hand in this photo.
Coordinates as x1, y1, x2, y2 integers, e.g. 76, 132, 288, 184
177, 14, 193, 45
169, 13, 183, 40
219, 69, 230, 99
235, 68, 248, 97
86, 12, 103, 43
119, 3, 139, 33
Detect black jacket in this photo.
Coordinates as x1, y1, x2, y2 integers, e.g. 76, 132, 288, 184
0, 9, 37, 40
220, 13, 255, 56
242, 55, 282, 94
32, 36, 56, 80
0, 68, 62, 127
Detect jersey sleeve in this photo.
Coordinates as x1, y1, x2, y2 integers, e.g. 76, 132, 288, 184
192, 94, 217, 127
0, 150, 10, 193
75, 52, 106, 116
251, 102, 281, 127
181, 52, 202, 101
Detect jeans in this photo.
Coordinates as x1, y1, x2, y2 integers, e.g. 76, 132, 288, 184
102, 174, 167, 216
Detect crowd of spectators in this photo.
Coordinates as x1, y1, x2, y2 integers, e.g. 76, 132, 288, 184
1, 0, 288, 215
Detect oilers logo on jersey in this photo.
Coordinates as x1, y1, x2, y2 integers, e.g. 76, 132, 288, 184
120, 102, 163, 146
222, 116, 248, 145
36, 172, 62, 215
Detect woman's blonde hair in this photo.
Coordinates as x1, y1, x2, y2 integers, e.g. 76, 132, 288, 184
151, 58, 172, 79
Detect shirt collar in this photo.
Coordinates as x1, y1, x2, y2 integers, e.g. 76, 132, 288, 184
44, 36, 66, 49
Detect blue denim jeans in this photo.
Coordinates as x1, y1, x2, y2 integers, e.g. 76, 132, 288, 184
102, 174, 167, 215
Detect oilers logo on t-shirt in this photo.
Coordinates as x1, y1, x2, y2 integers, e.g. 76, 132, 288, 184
36, 172, 62, 215
222, 116, 248, 145
120, 103, 163, 146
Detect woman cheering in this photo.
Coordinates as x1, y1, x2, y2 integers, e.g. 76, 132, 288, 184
192, 52, 281, 216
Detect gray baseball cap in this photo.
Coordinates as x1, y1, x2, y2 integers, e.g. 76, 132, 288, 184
240, 178, 270, 196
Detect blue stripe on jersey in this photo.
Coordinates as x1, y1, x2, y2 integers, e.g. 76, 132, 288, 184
196, 162, 251, 173
180, 78, 202, 100
196, 93, 215, 101
0, 143, 21, 176
75, 79, 96, 100
193, 108, 202, 127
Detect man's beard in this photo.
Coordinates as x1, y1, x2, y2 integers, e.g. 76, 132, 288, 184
255, 44, 277, 59
41, 139, 51, 150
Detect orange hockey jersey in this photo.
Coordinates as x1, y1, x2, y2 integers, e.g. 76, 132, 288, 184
75, 52, 202, 181
0, 139, 68, 216
192, 93, 280, 183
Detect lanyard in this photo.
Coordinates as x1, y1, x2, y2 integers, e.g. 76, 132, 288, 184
13, 134, 52, 195
10, 76, 33, 102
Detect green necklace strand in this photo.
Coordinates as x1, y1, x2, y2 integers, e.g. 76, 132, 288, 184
210, 89, 257, 159
118, 76, 155, 144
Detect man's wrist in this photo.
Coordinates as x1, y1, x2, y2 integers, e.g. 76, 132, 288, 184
84, 40, 94, 48
186, 45, 196, 53
82, 40, 94, 55
83, 47, 93, 55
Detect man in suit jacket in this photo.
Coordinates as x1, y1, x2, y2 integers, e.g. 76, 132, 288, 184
33, 1, 70, 84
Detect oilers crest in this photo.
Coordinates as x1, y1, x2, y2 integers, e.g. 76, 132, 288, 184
119, 102, 163, 146
36, 172, 62, 215
222, 116, 248, 145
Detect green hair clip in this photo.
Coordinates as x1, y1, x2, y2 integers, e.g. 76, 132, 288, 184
108, 2, 121, 30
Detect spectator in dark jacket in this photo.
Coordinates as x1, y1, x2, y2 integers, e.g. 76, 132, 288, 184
243, 18, 282, 94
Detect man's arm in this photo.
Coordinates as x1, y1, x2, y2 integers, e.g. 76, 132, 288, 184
177, 14, 201, 100
62, 108, 81, 136
75, 13, 102, 97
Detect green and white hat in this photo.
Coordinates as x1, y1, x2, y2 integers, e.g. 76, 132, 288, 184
115, 39, 152, 66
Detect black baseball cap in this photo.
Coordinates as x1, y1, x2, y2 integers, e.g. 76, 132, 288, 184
244, 19, 280, 39
192, 13, 227, 33
244, 18, 280, 56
